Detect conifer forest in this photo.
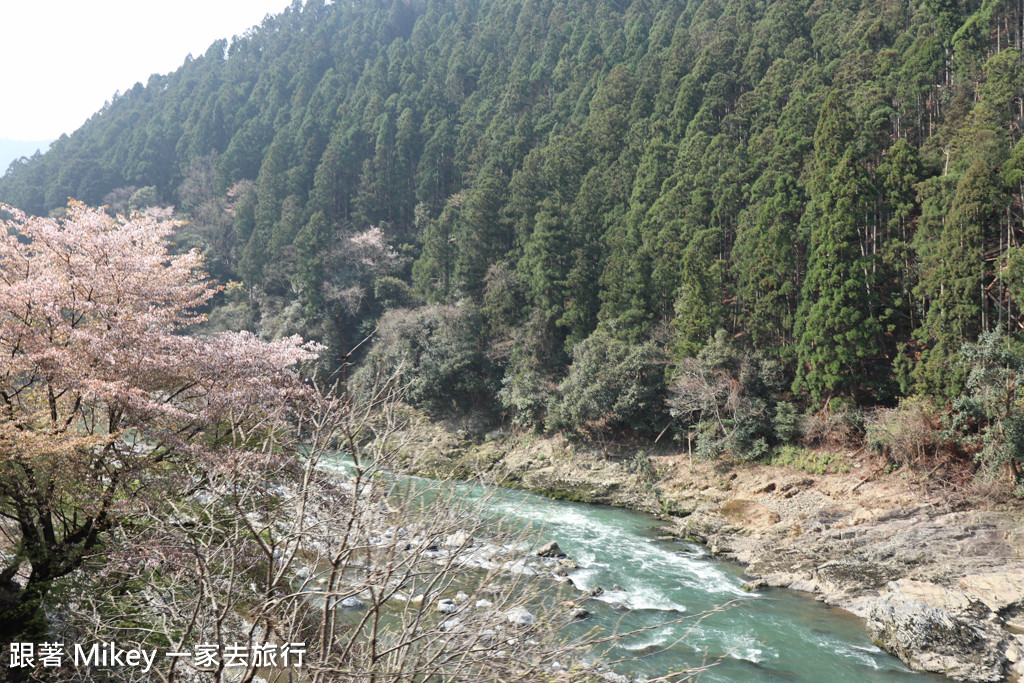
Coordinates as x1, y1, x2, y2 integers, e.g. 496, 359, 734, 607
5, 0, 1024, 478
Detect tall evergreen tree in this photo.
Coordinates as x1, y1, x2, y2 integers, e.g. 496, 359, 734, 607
914, 159, 1005, 397
793, 95, 880, 403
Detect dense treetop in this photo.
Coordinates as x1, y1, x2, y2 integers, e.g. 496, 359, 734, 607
4, 0, 1024, 445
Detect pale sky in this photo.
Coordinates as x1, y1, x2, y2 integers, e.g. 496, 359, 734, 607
0, 0, 295, 142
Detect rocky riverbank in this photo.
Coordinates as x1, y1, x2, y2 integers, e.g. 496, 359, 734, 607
400, 420, 1024, 682
664, 459, 1024, 682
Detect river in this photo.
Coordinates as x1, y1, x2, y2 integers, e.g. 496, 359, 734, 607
455, 481, 943, 682
327, 455, 943, 681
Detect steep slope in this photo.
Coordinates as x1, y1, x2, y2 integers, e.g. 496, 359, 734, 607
2, 0, 1023, 445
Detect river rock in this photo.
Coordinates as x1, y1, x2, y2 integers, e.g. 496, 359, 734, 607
437, 598, 458, 614
341, 596, 364, 609
444, 530, 471, 548
742, 579, 768, 592
504, 606, 537, 627
866, 591, 1008, 681
536, 541, 566, 558
569, 607, 590, 620
959, 571, 1024, 613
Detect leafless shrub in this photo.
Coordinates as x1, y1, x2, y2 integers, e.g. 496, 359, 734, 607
800, 405, 862, 451
864, 397, 943, 470
31, 370, 723, 682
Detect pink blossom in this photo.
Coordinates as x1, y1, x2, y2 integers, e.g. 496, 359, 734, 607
0, 201, 321, 473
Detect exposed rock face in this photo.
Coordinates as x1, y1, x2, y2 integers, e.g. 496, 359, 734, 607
959, 572, 1024, 613
500, 437, 661, 512
865, 580, 1014, 681
664, 462, 1024, 682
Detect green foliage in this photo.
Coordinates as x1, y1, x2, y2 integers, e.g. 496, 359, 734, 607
670, 228, 725, 360
625, 450, 657, 485
497, 362, 555, 433
914, 160, 1004, 398
948, 329, 1024, 492
769, 446, 851, 475
373, 275, 416, 311
356, 304, 499, 416
414, 199, 459, 302
548, 328, 668, 436
127, 186, 160, 211
792, 96, 880, 403
2, 0, 1023, 435
772, 401, 802, 444
667, 330, 787, 460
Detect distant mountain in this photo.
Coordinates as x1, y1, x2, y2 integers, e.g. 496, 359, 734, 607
0, 139, 51, 176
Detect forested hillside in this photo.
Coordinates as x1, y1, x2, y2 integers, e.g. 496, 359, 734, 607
4, 0, 1024, 472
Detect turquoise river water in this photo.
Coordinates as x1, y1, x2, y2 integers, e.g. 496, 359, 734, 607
325, 455, 945, 682
451, 480, 945, 682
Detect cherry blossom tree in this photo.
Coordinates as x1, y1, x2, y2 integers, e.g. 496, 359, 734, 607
0, 201, 319, 641
0, 203, 717, 682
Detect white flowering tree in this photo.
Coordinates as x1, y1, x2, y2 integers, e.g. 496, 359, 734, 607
0, 202, 703, 682
0, 202, 319, 642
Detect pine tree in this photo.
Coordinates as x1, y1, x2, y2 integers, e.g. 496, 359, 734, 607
914, 159, 1004, 397
731, 170, 804, 351
293, 210, 332, 312
672, 227, 725, 359
793, 94, 879, 404
452, 169, 510, 298
413, 199, 458, 302
520, 198, 573, 329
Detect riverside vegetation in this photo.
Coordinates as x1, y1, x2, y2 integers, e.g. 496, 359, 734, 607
0, 205, 689, 682
5, 0, 1024, 679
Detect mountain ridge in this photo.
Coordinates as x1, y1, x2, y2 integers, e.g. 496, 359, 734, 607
0, 138, 51, 175
1, 0, 1022, 468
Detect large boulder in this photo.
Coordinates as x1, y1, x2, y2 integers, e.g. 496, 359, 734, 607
444, 530, 472, 548
866, 584, 1009, 682
536, 541, 567, 558
504, 606, 537, 627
